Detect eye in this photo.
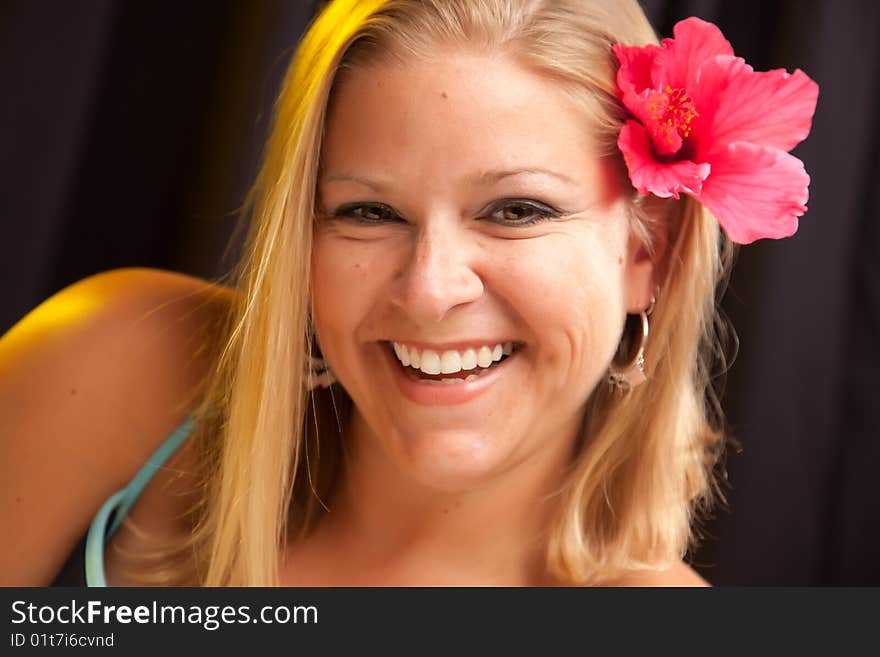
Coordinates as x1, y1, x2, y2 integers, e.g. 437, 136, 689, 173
332, 202, 400, 224
484, 199, 561, 226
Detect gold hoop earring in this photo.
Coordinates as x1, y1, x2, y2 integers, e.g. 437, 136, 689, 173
608, 299, 653, 392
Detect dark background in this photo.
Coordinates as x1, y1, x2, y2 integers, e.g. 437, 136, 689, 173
2, 0, 877, 585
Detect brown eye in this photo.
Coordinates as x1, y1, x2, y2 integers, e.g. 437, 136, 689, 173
487, 200, 559, 226
334, 203, 400, 224
501, 204, 535, 222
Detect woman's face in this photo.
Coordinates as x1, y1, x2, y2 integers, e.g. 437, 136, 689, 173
312, 48, 656, 491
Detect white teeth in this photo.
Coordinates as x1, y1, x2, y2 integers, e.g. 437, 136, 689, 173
476, 346, 493, 368
391, 341, 518, 373
440, 350, 462, 374
394, 342, 411, 366
419, 350, 441, 375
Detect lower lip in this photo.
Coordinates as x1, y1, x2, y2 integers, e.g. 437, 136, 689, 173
382, 342, 519, 406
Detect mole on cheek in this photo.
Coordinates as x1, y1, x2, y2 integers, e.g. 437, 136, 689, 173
441, 91, 448, 99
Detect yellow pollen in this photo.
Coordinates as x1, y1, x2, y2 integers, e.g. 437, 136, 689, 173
648, 86, 699, 144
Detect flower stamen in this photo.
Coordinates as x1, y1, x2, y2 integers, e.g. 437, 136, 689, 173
645, 85, 699, 155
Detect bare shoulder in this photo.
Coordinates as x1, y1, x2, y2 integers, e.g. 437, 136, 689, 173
605, 561, 712, 588
0, 267, 236, 585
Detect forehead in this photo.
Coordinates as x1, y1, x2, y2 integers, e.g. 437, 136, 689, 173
320, 49, 609, 193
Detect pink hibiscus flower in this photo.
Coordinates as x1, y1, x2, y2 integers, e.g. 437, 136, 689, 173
613, 17, 819, 244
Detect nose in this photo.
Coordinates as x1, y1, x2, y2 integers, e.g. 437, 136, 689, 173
389, 218, 485, 324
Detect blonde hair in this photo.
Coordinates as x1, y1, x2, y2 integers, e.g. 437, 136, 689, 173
141, 0, 735, 586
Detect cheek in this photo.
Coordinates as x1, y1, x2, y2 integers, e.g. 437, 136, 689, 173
311, 236, 368, 344
498, 231, 628, 376
310, 232, 399, 350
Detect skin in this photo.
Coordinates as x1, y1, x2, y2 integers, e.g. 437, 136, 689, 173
288, 47, 667, 586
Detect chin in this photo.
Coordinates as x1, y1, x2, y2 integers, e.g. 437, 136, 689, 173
390, 426, 514, 493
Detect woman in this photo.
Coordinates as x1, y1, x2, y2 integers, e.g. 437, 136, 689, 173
0, 0, 817, 586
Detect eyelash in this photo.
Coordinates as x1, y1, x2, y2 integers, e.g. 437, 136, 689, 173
330, 199, 562, 227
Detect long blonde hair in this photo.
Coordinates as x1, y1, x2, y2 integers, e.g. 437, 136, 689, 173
152, 0, 735, 586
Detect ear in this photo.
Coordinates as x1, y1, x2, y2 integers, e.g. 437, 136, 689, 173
623, 193, 676, 313
623, 232, 658, 314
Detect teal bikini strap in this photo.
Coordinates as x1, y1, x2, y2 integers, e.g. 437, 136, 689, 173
85, 417, 195, 587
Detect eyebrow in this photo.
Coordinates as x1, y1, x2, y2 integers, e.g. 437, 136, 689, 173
319, 167, 578, 190
473, 167, 578, 187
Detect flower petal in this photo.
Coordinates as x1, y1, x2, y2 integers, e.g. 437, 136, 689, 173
659, 17, 734, 90
691, 55, 819, 159
697, 142, 810, 244
618, 121, 710, 198
613, 42, 664, 113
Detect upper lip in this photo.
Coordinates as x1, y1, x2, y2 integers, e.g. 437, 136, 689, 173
384, 339, 522, 352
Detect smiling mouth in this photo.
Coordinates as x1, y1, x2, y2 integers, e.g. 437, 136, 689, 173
384, 341, 522, 385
